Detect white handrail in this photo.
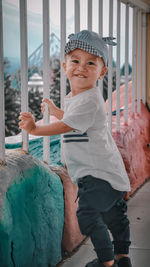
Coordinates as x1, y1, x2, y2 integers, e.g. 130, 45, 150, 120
20, 0, 29, 152
88, 0, 92, 31
142, 12, 146, 104
0, 0, 5, 161
60, 0, 66, 163
132, 6, 137, 113
137, 9, 142, 113
43, 0, 50, 164
98, 0, 104, 96
75, 0, 80, 33
124, 3, 129, 123
116, 0, 121, 131
108, 0, 113, 131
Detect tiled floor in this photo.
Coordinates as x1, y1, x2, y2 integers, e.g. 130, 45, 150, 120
128, 180, 150, 267
59, 179, 150, 267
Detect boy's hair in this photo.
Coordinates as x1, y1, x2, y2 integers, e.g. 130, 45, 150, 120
64, 30, 116, 66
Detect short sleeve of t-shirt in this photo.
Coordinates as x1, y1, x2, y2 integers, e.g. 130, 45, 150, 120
61, 98, 98, 134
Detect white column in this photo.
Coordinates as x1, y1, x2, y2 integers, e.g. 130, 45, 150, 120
116, 0, 121, 131
137, 9, 142, 113
142, 12, 146, 104
43, 0, 50, 164
98, 0, 103, 96
0, 0, 5, 161
108, 0, 113, 131
75, 0, 80, 33
124, 3, 129, 123
60, 0, 66, 163
88, 0, 92, 31
20, 0, 28, 152
132, 6, 136, 113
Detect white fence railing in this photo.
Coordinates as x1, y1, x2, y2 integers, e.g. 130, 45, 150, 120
0, 0, 5, 161
43, 0, 50, 164
0, 0, 149, 163
20, 0, 28, 152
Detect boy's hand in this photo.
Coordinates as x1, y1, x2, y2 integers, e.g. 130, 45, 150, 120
41, 98, 56, 116
19, 112, 36, 134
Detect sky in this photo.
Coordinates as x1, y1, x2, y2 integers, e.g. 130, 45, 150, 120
3, 0, 133, 67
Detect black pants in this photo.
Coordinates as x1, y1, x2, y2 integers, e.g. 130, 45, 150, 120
76, 175, 131, 263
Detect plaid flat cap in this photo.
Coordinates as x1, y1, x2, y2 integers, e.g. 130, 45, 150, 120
64, 30, 116, 66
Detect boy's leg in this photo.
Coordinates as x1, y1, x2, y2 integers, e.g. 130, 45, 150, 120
76, 176, 124, 265
77, 204, 114, 262
102, 199, 132, 266
77, 204, 116, 266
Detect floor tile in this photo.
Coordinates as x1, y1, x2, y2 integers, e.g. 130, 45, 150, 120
127, 205, 150, 224
130, 222, 150, 249
128, 192, 150, 208
130, 248, 150, 267
137, 179, 150, 193
58, 239, 96, 267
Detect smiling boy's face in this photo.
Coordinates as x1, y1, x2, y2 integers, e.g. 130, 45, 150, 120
62, 48, 107, 96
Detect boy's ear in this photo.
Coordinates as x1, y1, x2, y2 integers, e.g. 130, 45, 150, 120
99, 66, 108, 80
62, 61, 66, 73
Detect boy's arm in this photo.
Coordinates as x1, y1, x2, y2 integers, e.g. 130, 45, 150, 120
19, 112, 73, 136
41, 99, 64, 120
51, 106, 64, 120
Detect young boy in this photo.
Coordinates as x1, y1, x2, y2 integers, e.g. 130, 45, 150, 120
19, 30, 132, 267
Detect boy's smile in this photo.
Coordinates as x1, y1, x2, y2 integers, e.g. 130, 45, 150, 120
63, 49, 107, 96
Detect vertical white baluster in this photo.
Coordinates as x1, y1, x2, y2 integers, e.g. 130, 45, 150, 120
124, 3, 129, 123
116, 0, 121, 131
88, 0, 92, 31
0, 0, 5, 161
98, 0, 103, 96
142, 12, 146, 104
108, 0, 113, 131
43, 0, 50, 164
60, 0, 66, 163
137, 9, 141, 113
132, 6, 136, 113
20, 0, 28, 152
75, 0, 80, 33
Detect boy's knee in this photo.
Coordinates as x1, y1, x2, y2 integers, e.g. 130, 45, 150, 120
77, 210, 104, 236
77, 214, 94, 235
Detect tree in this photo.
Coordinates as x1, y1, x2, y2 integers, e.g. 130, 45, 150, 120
4, 59, 21, 136
120, 63, 132, 76
28, 87, 43, 121
103, 68, 116, 101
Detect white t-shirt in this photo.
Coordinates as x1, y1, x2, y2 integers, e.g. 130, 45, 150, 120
61, 87, 131, 192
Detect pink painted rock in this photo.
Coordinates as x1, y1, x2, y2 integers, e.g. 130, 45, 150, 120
112, 102, 150, 198
105, 82, 150, 198
105, 81, 132, 112
51, 166, 85, 252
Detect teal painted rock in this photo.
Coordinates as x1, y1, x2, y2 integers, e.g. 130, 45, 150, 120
0, 150, 64, 267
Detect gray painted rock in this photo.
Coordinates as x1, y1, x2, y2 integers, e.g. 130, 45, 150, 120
0, 150, 64, 267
